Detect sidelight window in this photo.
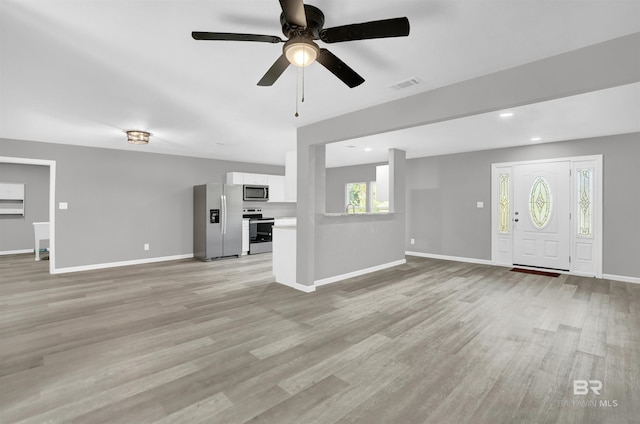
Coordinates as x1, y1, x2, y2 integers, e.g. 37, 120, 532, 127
498, 174, 510, 233
577, 168, 593, 237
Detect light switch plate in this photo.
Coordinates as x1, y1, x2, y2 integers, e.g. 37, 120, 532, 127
59, 202, 68, 210
476, 201, 484, 208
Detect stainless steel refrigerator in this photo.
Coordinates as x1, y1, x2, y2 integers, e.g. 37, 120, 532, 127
193, 184, 242, 261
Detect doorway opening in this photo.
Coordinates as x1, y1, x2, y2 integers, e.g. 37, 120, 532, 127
0, 156, 57, 274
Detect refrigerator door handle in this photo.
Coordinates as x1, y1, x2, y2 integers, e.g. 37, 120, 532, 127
222, 195, 227, 234
220, 195, 225, 234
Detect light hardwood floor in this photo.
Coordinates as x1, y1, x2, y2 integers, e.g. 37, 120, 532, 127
1, 253, 639, 423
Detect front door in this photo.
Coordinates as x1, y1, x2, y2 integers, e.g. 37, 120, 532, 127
512, 161, 571, 270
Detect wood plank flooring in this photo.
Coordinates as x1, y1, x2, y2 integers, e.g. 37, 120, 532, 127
1, 253, 639, 423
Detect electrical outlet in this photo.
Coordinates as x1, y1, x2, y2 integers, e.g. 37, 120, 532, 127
410, 238, 415, 245
144, 243, 149, 251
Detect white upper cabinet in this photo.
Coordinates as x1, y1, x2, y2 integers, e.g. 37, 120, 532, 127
226, 168, 295, 203
243, 173, 269, 185
226, 172, 244, 185
267, 175, 285, 203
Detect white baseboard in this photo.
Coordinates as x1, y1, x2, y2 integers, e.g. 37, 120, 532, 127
275, 280, 316, 293
52, 253, 194, 274
405, 251, 493, 266
603, 273, 640, 285
406, 251, 639, 285
314, 259, 407, 287
0, 249, 34, 256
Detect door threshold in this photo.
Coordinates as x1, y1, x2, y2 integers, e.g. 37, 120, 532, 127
513, 263, 569, 272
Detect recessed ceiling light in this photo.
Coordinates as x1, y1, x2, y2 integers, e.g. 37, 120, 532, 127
499, 112, 514, 118
364, 147, 373, 152
530, 137, 542, 142
346, 145, 357, 148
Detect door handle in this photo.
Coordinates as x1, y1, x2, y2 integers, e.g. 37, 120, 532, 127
220, 195, 225, 234
222, 195, 227, 234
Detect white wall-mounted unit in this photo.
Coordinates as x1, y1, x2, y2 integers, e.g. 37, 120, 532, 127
226, 171, 294, 203
0, 183, 25, 215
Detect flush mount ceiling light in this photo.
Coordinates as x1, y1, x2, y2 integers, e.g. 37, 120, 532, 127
125, 130, 151, 145
284, 38, 319, 67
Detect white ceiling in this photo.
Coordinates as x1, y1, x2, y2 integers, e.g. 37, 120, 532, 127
326, 83, 640, 167
1, 1, 639, 167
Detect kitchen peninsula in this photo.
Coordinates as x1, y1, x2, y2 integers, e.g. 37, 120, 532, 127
272, 220, 298, 289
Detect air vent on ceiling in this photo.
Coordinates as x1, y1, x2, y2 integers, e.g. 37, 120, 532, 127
391, 76, 422, 90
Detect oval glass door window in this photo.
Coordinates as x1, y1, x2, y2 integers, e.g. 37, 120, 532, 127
529, 176, 552, 229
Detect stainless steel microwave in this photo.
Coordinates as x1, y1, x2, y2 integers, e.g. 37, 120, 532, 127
243, 185, 269, 201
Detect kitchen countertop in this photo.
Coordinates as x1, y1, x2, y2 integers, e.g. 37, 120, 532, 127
324, 212, 395, 217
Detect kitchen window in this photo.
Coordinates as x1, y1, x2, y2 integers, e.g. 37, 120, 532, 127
370, 182, 389, 213
345, 181, 389, 214
345, 182, 367, 213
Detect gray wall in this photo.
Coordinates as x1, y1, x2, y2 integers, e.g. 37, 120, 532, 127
298, 34, 640, 146
0, 138, 284, 269
295, 143, 406, 285
297, 33, 639, 283
0, 163, 50, 252
406, 132, 640, 278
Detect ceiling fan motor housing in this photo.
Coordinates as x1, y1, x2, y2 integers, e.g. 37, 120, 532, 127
280, 4, 325, 39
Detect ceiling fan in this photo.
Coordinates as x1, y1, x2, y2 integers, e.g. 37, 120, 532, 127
192, 0, 410, 88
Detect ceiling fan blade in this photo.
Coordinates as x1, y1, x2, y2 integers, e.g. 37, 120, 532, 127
192, 32, 283, 43
316, 49, 364, 88
279, 0, 307, 28
257, 55, 291, 86
320, 17, 410, 43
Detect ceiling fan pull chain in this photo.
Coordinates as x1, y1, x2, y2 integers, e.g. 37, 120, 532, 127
295, 65, 299, 117
301, 48, 305, 103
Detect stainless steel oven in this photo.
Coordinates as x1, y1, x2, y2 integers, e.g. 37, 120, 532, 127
243, 185, 269, 201
242, 208, 274, 254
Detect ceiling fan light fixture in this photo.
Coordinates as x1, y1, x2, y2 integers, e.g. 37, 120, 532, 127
125, 130, 151, 145
284, 38, 319, 67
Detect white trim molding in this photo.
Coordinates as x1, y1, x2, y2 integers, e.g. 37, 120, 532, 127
53, 253, 194, 274
405, 251, 493, 266
314, 259, 407, 287
407, 251, 639, 285
0, 249, 34, 256
603, 274, 640, 285
275, 280, 316, 293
